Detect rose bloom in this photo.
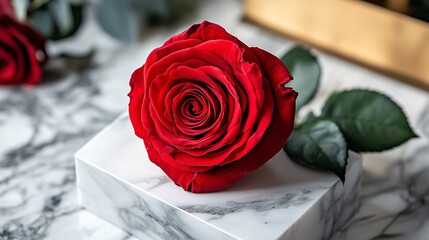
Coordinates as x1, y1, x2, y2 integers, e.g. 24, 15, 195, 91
129, 21, 297, 193
0, 0, 47, 85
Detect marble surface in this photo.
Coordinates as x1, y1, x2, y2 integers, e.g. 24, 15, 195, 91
1, 0, 429, 239
75, 114, 361, 240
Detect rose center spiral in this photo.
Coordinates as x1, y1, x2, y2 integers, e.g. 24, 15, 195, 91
184, 98, 203, 117
178, 90, 211, 124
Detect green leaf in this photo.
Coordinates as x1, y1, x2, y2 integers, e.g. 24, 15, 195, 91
29, 9, 54, 37
284, 120, 348, 182
50, 4, 83, 40
129, 0, 170, 20
29, 0, 51, 11
29, 3, 83, 40
301, 111, 317, 125
48, 0, 72, 36
96, 0, 139, 43
321, 89, 418, 152
282, 46, 321, 110
167, 0, 196, 21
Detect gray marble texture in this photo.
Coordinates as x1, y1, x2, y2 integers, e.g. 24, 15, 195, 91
1, 0, 429, 239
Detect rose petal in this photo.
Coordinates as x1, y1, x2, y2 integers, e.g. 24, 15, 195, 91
128, 66, 147, 138
0, 47, 16, 81
163, 21, 247, 50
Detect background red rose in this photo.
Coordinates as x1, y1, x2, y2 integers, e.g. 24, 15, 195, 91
129, 21, 297, 193
0, 0, 13, 16
0, 1, 47, 85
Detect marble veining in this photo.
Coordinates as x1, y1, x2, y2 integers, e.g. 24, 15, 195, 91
179, 190, 314, 218
1, 0, 429, 239
331, 101, 429, 240
76, 158, 236, 240
75, 113, 362, 240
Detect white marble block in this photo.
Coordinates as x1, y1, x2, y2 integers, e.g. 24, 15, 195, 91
75, 113, 362, 240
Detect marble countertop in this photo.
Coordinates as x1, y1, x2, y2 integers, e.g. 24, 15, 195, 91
1, 1, 428, 239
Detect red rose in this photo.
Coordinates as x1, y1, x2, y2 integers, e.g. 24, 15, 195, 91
0, 1, 47, 85
129, 21, 297, 193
